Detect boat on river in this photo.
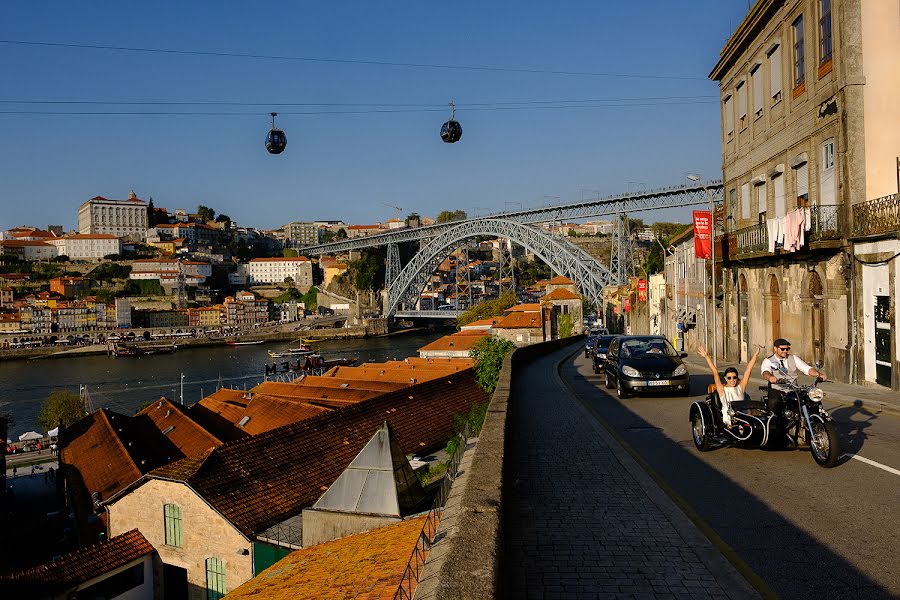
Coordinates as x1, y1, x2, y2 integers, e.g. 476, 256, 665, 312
225, 339, 264, 346
268, 344, 314, 358
113, 342, 176, 357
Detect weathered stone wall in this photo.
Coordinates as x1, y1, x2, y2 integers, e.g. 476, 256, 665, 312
301, 509, 398, 547
107, 479, 253, 599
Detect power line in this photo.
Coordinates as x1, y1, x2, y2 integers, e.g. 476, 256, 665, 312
0, 38, 709, 81
0, 100, 716, 117
0, 95, 716, 107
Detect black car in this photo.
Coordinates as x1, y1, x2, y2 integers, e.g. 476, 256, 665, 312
584, 335, 598, 358
592, 335, 617, 374
602, 335, 690, 398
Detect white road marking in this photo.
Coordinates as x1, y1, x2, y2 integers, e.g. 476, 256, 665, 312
842, 453, 900, 477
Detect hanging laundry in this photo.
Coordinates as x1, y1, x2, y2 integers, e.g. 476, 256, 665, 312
784, 208, 805, 252
767, 217, 781, 253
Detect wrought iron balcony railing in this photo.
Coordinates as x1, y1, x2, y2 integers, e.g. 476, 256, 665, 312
853, 194, 900, 238
734, 222, 768, 256
808, 204, 843, 242
725, 204, 843, 260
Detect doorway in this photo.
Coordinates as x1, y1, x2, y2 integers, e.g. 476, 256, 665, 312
163, 564, 188, 600
739, 274, 749, 362
769, 274, 781, 342
875, 295, 892, 387
809, 272, 825, 366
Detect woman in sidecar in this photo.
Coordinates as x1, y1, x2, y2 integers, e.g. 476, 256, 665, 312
690, 345, 772, 451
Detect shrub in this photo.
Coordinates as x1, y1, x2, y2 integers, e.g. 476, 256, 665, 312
469, 335, 516, 394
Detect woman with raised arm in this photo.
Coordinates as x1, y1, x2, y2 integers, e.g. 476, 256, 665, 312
697, 345, 761, 427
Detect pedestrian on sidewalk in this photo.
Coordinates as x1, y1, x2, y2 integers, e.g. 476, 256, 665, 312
30, 464, 36, 477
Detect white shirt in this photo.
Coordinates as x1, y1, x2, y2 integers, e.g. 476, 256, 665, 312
760, 354, 813, 379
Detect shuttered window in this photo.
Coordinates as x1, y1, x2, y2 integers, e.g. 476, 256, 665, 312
756, 182, 768, 220
741, 183, 750, 220
819, 139, 836, 205
768, 43, 782, 103
737, 81, 747, 129
773, 173, 786, 217
751, 64, 764, 117
793, 15, 806, 87
163, 504, 183, 548
795, 162, 809, 202
206, 557, 226, 600
724, 95, 733, 136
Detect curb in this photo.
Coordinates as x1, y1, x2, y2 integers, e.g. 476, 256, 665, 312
556, 346, 771, 600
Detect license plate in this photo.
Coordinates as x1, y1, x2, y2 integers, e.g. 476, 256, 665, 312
646, 380, 670, 386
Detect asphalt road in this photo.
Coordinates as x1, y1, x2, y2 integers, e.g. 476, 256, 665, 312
563, 352, 900, 600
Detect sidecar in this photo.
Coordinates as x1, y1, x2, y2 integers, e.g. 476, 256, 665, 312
690, 384, 776, 451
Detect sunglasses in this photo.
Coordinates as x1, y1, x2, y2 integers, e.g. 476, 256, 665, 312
777, 347, 791, 351
725, 375, 738, 380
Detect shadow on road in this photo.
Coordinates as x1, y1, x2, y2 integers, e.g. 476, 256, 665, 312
500, 348, 896, 600
830, 399, 879, 463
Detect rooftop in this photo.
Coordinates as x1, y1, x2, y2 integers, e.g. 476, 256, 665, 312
506, 303, 541, 313
249, 256, 311, 262
0, 529, 154, 596
542, 287, 580, 301
547, 275, 575, 285
417, 331, 488, 353
494, 311, 543, 329
224, 516, 427, 600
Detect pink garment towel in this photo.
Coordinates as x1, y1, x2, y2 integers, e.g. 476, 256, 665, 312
784, 208, 805, 251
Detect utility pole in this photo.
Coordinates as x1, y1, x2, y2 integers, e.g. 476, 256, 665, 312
180, 372, 185, 405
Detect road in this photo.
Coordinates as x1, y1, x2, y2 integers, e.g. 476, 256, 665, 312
563, 352, 900, 600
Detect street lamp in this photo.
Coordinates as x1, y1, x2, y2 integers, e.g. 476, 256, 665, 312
687, 174, 717, 363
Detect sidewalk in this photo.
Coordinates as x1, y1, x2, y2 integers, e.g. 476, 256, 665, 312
681, 355, 900, 416
502, 345, 760, 599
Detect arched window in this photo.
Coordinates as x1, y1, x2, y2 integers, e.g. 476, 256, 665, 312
205, 557, 226, 600
163, 503, 182, 547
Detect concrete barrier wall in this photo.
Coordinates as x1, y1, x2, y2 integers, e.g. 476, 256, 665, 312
416, 335, 584, 599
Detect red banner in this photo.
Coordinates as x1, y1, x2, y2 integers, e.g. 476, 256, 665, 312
693, 210, 711, 259
637, 279, 647, 302
624, 298, 631, 312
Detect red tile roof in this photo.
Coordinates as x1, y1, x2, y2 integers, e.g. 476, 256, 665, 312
224, 516, 426, 600
249, 256, 311, 262
506, 303, 541, 312
494, 312, 543, 329
542, 287, 580, 300
547, 275, 575, 285
135, 397, 222, 457
122, 369, 488, 537
0, 529, 154, 595
418, 332, 487, 353
461, 317, 499, 328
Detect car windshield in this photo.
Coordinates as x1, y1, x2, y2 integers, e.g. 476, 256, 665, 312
621, 338, 678, 358
598, 335, 615, 346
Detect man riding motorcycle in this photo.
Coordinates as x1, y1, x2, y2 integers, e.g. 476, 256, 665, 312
760, 338, 827, 415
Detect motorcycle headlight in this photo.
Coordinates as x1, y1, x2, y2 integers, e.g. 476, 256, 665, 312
672, 364, 687, 377
808, 388, 825, 402
622, 365, 641, 378
597, 352, 606, 359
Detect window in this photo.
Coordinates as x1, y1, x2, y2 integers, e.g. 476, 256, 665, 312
792, 15, 805, 89
751, 64, 764, 118
756, 181, 767, 222
737, 81, 747, 129
819, 0, 832, 64
728, 188, 737, 229
164, 503, 183, 547
773, 172, 786, 217
768, 43, 782, 103
724, 95, 733, 138
741, 183, 751, 220
820, 139, 836, 205
205, 557, 226, 600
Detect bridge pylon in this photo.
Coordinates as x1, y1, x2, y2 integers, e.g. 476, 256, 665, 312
609, 214, 636, 285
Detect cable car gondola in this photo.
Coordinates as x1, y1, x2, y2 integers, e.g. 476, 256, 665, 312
440, 101, 462, 143
265, 112, 287, 154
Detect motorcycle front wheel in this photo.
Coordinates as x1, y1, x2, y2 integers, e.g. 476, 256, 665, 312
809, 419, 840, 468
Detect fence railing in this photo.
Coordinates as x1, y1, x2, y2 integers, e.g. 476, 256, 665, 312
726, 204, 844, 259
394, 423, 470, 600
808, 204, 843, 242
733, 222, 768, 255
853, 194, 900, 237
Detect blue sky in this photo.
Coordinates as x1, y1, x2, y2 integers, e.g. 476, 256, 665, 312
0, 2, 750, 231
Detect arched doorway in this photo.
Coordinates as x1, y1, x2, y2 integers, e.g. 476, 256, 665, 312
769, 274, 781, 342
739, 274, 749, 361
809, 272, 825, 366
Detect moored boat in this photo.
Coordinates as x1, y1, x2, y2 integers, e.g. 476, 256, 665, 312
268, 344, 313, 358
225, 339, 264, 346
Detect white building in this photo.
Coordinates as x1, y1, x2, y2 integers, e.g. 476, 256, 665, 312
0, 240, 57, 261
46, 234, 122, 260
232, 257, 313, 286
130, 258, 211, 285
77, 192, 149, 242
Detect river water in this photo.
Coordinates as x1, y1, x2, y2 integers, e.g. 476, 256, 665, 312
0, 330, 446, 438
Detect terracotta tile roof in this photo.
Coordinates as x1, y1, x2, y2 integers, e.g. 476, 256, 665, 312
135, 397, 222, 457
293, 376, 407, 393
462, 317, 499, 328
0, 529, 154, 595
542, 287, 580, 300
547, 275, 575, 285
494, 312, 543, 329
506, 303, 541, 312
451, 329, 490, 337
418, 332, 487, 353
64, 234, 119, 240
128, 369, 488, 537
224, 516, 426, 600
0, 240, 53, 247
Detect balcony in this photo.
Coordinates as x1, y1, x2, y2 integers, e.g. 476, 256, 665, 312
722, 204, 843, 261
852, 194, 900, 238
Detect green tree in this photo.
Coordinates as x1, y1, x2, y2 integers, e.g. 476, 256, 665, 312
558, 313, 576, 338
348, 252, 383, 291
456, 290, 516, 328
581, 296, 596, 318
38, 390, 86, 430
283, 276, 295, 287
321, 230, 335, 243
469, 336, 516, 394
282, 248, 299, 258
436, 210, 467, 223
335, 228, 348, 240
197, 205, 216, 221
215, 214, 231, 223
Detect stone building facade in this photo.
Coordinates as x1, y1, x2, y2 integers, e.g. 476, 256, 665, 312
710, 0, 899, 388
77, 192, 149, 242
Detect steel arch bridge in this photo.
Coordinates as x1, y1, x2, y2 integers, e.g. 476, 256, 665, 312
386, 218, 614, 316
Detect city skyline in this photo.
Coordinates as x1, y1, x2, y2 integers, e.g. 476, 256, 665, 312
0, 2, 749, 230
